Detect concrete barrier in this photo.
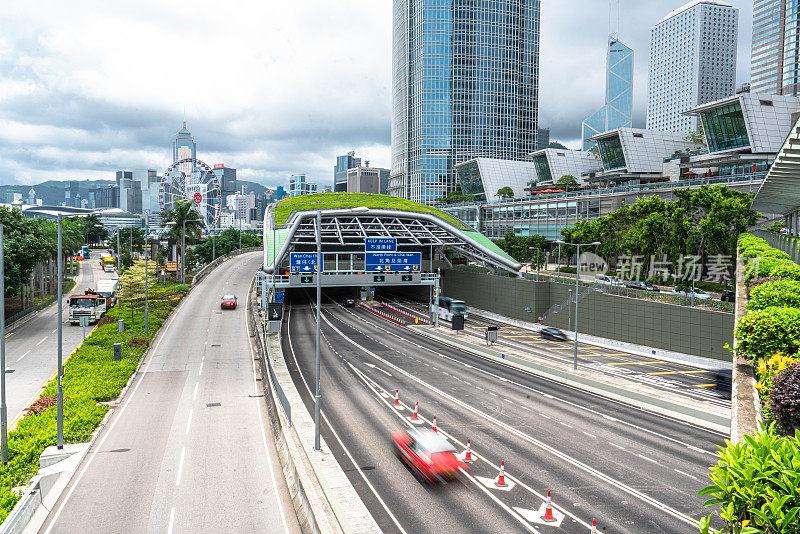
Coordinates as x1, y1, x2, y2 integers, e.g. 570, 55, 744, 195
191, 247, 261, 286
730, 255, 761, 444
247, 282, 380, 534
410, 325, 731, 434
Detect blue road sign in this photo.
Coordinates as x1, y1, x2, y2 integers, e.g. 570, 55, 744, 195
274, 291, 285, 303
290, 252, 318, 272
365, 252, 422, 272
365, 237, 397, 252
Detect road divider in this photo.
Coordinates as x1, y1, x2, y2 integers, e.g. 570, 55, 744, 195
379, 301, 430, 325
410, 325, 731, 434
357, 301, 406, 326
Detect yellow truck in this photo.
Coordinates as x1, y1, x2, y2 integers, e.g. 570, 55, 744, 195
101, 256, 115, 273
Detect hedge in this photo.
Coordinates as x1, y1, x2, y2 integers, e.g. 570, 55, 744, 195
735, 306, 800, 363
747, 279, 800, 312
0, 269, 187, 523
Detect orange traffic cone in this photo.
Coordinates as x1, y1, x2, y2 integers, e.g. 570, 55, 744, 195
394, 389, 400, 406
464, 438, 473, 462
542, 490, 556, 522
411, 402, 419, 420
495, 460, 507, 487
432, 415, 438, 433
590, 518, 597, 533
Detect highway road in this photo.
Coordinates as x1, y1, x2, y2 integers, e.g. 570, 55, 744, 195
382, 294, 731, 408
40, 252, 300, 534
285, 290, 725, 534
4, 252, 116, 425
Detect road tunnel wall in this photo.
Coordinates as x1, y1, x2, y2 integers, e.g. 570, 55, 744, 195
440, 269, 734, 361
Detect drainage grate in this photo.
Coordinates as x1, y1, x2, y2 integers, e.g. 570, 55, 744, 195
206, 402, 221, 407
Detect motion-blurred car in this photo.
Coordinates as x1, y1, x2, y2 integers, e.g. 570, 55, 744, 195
220, 294, 237, 310
540, 327, 568, 342
626, 280, 660, 292
344, 298, 356, 307
714, 368, 732, 398
393, 428, 465, 484
720, 289, 735, 302
670, 287, 712, 300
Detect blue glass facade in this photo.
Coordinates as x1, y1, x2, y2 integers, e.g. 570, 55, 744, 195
581, 38, 633, 151
390, 0, 541, 205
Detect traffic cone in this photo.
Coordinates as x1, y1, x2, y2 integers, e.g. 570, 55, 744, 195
411, 402, 419, 420
590, 518, 597, 533
463, 438, 473, 462
394, 389, 400, 406
542, 490, 556, 522
495, 460, 507, 487
432, 415, 438, 433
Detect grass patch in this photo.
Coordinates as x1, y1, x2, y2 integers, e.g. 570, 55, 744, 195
274, 192, 468, 229
0, 270, 187, 523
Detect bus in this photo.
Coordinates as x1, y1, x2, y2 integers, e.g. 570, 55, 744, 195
431, 296, 468, 321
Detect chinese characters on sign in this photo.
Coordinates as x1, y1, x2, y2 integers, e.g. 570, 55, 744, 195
290, 252, 318, 272
365, 238, 397, 252
614, 254, 734, 284
365, 252, 422, 272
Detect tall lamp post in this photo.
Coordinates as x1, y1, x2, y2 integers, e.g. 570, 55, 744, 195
555, 240, 600, 370
528, 246, 539, 281
314, 210, 322, 451
56, 215, 64, 448
0, 223, 6, 463
144, 215, 149, 336
166, 218, 203, 286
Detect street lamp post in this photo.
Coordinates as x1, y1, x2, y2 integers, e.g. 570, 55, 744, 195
557, 241, 562, 277
528, 246, 538, 281
57, 215, 64, 449
555, 239, 600, 370
144, 215, 149, 336
314, 210, 322, 451
0, 223, 6, 463
166, 219, 203, 286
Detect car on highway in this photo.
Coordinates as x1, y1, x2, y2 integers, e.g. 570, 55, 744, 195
626, 280, 660, 292
720, 289, 735, 302
344, 298, 356, 307
595, 274, 624, 287
393, 428, 465, 484
714, 368, 732, 398
670, 287, 713, 300
540, 327, 568, 341
220, 294, 237, 310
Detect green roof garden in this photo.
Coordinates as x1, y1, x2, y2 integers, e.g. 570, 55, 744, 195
274, 193, 469, 229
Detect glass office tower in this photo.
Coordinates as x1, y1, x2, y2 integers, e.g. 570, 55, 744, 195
389, 0, 541, 204
751, 0, 800, 96
581, 37, 634, 151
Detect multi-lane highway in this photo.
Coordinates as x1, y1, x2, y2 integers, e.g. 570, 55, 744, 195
40, 252, 299, 534
382, 294, 731, 408
284, 290, 725, 533
4, 252, 116, 425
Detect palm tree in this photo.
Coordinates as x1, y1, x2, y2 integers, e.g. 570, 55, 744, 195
162, 201, 205, 267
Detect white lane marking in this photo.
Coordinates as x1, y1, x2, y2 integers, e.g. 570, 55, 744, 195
475, 386, 484, 391
51, 328, 58, 334
558, 422, 573, 429
246, 297, 291, 534
185, 409, 193, 435
582, 431, 597, 438
192, 382, 199, 401
42, 261, 219, 534
15, 350, 32, 363
321, 312, 698, 528
608, 442, 626, 451
638, 454, 659, 464
488, 391, 498, 397
285, 307, 409, 534
167, 507, 175, 534
539, 413, 551, 419
520, 405, 532, 411
176, 448, 186, 486
503, 398, 515, 405
461, 470, 540, 533
674, 468, 698, 480
36, 336, 48, 346
198, 362, 203, 376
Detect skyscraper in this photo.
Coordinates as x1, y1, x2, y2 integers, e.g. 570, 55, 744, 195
173, 121, 196, 176
751, 1, 800, 96
389, 0, 541, 204
334, 151, 361, 192
647, 0, 738, 133
581, 37, 633, 151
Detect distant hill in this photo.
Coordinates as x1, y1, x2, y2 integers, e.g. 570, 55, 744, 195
234, 180, 269, 197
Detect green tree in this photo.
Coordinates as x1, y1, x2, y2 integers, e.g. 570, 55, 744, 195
193, 229, 263, 264
495, 186, 515, 200
110, 227, 145, 254
163, 201, 205, 266
684, 122, 706, 148
555, 175, 580, 191
548, 141, 568, 150
80, 214, 108, 246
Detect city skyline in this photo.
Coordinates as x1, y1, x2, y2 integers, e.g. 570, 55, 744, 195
0, 1, 754, 189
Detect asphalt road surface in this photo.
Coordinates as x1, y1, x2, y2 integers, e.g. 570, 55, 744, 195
382, 294, 731, 409
40, 252, 300, 534
285, 290, 726, 534
4, 252, 116, 425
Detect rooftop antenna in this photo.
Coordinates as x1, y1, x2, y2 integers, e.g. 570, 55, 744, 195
609, 0, 620, 42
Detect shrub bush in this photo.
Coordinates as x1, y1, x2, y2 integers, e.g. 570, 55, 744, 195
770, 362, 800, 436
770, 262, 800, 282
735, 307, 800, 363
698, 428, 800, 534
756, 354, 798, 430
747, 279, 800, 311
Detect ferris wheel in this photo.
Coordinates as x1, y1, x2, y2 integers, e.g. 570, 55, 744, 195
159, 157, 221, 229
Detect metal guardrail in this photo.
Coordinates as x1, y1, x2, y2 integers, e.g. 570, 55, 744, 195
751, 229, 800, 265
263, 323, 291, 424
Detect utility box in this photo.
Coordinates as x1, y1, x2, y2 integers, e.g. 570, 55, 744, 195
486, 325, 498, 345
267, 303, 283, 322
452, 314, 465, 332
113, 343, 122, 361
118, 319, 125, 333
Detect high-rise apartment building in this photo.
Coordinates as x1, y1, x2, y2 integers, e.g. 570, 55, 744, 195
582, 37, 633, 151
647, 0, 738, 133
390, 0, 541, 204
334, 151, 361, 192
751, 1, 800, 95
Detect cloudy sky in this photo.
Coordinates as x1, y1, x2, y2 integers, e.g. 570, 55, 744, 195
0, 0, 753, 189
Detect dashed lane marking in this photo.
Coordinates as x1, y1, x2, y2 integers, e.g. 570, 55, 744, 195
606, 361, 667, 366
608, 442, 626, 450
646, 370, 709, 375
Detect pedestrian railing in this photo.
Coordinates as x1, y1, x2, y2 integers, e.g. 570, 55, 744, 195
752, 229, 800, 265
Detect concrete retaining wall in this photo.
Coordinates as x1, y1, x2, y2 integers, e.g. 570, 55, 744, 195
441, 269, 734, 361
